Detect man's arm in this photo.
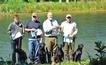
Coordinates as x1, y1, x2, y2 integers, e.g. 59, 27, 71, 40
25, 21, 37, 32
7, 23, 13, 35
43, 21, 53, 32
25, 28, 37, 32
60, 21, 65, 33
69, 23, 78, 37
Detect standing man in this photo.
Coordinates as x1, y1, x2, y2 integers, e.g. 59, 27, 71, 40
61, 14, 78, 61
25, 13, 42, 64
43, 12, 59, 64
8, 15, 24, 64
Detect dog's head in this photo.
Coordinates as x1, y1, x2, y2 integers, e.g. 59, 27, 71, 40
78, 44, 84, 50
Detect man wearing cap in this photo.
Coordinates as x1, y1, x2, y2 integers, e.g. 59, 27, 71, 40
43, 12, 59, 64
8, 15, 24, 64
61, 14, 78, 61
25, 13, 42, 64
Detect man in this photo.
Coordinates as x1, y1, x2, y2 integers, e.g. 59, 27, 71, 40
8, 15, 24, 64
61, 14, 78, 61
25, 13, 42, 64
43, 12, 59, 64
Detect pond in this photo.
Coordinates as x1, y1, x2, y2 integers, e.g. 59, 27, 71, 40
0, 12, 106, 61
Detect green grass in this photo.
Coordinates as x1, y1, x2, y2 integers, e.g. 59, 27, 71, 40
0, 1, 106, 13
0, 60, 90, 65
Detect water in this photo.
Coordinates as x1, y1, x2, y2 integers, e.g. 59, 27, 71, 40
0, 13, 106, 61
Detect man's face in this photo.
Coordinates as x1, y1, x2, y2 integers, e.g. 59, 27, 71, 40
47, 12, 53, 20
66, 16, 71, 22
14, 17, 19, 24
32, 15, 37, 22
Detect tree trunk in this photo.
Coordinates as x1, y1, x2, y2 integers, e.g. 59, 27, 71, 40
59, 0, 62, 3
74, 0, 76, 2
66, 0, 69, 3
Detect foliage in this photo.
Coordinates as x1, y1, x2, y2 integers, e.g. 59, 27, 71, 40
88, 41, 106, 65
0, 2, 106, 13
0, 57, 13, 65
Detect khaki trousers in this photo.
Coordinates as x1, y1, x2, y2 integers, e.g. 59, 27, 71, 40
63, 42, 74, 61
45, 36, 57, 63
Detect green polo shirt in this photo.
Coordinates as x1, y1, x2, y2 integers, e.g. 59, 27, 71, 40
8, 22, 24, 39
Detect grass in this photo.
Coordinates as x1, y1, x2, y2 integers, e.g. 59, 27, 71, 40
0, 60, 90, 65
0, 1, 106, 13
56, 60, 89, 65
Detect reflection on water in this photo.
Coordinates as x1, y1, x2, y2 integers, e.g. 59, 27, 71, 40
0, 13, 106, 60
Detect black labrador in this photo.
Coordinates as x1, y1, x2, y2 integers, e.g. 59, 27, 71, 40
15, 49, 27, 64
52, 44, 64, 63
73, 44, 84, 62
39, 44, 46, 64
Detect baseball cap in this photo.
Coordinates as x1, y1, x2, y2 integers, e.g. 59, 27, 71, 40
32, 13, 37, 18
66, 14, 72, 18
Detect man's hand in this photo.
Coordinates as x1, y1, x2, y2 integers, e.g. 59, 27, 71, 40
52, 25, 60, 29
68, 34, 74, 37
31, 28, 37, 32
52, 26, 57, 29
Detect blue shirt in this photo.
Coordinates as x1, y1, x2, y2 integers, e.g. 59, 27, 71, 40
25, 20, 41, 39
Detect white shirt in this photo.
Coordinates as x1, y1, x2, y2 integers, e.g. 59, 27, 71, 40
61, 21, 77, 36
43, 19, 59, 36
61, 21, 78, 43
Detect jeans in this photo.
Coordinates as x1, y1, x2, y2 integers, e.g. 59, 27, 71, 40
28, 39, 40, 63
11, 37, 22, 64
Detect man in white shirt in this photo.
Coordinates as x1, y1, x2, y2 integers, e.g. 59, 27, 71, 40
61, 14, 78, 61
43, 12, 59, 64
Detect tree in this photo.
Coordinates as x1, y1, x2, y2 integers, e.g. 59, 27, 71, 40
88, 41, 106, 65
59, 0, 62, 3
23, 0, 29, 2
66, 0, 69, 3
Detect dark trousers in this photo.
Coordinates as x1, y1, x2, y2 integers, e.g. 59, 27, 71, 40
11, 37, 22, 64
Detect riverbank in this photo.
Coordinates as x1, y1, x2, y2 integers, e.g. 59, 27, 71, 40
0, 1, 106, 14
0, 9, 106, 17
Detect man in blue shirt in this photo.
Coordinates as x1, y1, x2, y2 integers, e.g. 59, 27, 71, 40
25, 13, 42, 64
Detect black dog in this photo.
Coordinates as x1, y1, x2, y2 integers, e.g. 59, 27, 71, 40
56, 44, 64, 62
15, 49, 27, 64
73, 44, 84, 62
39, 44, 46, 64
39, 43, 64, 64
52, 44, 64, 63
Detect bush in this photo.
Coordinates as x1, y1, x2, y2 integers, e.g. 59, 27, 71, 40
89, 41, 106, 65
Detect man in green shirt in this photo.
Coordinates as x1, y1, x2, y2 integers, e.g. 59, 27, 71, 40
8, 15, 24, 64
